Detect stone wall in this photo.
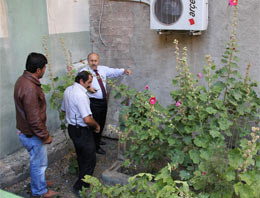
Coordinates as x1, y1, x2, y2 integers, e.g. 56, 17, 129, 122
89, 0, 260, 137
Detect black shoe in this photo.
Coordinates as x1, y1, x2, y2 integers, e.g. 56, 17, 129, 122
96, 147, 106, 155
100, 140, 106, 145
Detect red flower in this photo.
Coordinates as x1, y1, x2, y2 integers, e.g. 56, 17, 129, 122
145, 85, 149, 90
202, 171, 206, 176
229, 0, 238, 6
149, 97, 156, 105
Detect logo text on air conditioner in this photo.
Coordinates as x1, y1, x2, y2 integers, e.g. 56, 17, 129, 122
189, 0, 196, 25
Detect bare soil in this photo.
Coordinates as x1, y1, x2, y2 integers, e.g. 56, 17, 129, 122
3, 138, 118, 198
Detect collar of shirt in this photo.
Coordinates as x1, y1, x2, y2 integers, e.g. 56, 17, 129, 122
73, 82, 87, 94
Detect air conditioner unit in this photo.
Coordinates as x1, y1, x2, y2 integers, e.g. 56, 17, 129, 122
150, 0, 208, 31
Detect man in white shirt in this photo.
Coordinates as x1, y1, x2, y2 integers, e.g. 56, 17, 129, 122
62, 71, 100, 194
80, 53, 132, 155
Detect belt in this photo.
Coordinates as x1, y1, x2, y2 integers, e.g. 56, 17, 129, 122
90, 98, 107, 102
68, 124, 89, 129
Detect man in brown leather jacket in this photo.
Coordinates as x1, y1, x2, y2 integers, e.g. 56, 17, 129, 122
14, 53, 57, 198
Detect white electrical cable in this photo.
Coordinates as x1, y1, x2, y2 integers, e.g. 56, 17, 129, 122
99, 0, 107, 47
98, 0, 150, 46
128, 0, 150, 5
110, 0, 150, 5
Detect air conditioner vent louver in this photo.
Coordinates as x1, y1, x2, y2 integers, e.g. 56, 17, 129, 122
154, 0, 183, 25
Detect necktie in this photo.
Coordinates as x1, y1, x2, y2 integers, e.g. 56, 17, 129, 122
94, 69, 107, 99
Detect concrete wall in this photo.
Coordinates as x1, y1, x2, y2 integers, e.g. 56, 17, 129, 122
88, 0, 260, 131
0, 0, 91, 158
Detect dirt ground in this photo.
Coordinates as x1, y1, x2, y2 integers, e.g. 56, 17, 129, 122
3, 138, 118, 198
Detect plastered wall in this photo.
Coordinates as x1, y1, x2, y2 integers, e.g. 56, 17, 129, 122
0, 0, 91, 158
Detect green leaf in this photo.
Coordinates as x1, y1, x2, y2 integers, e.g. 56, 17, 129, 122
172, 79, 178, 85
221, 59, 228, 63
200, 149, 211, 160
198, 193, 210, 198
184, 126, 193, 134
224, 168, 235, 181
228, 149, 243, 169
218, 119, 233, 130
170, 150, 185, 165
206, 107, 217, 115
231, 62, 238, 68
189, 149, 200, 164
174, 115, 182, 121
232, 70, 242, 78
199, 93, 208, 102
233, 92, 242, 100
194, 136, 208, 148
209, 129, 221, 138
233, 56, 240, 62
234, 182, 254, 198
211, 81, 226, 92
240, 172, 254, 185
42, 84, 51, 93
183, 136, 192, 145
214, 100, 224, 109
237, 104, 246, 115
53, 76, 59, 82
168, 138, 176, 146
179, 170, 191, 180
256, 156, 260, 168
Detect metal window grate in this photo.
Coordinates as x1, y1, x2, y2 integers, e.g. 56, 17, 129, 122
154, 0, 183, 25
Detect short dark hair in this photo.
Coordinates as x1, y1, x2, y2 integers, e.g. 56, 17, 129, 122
75, 71, 92, 83
26, 52, 47, 73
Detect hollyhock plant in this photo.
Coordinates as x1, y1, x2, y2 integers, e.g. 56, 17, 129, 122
149, 96, 156, 105
145, 85, 149, 90
229, 0, 238, 6
197, 72, 202, 79
176, 100, 181, 107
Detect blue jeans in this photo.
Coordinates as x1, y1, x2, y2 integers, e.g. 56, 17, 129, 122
19, 134, 48, 196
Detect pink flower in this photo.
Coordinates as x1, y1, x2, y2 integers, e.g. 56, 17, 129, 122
176, 100, 181, 107
202, 171, 206, 176
149, 97, 156, 105
229, 0, 238, 6
145, 85, 149, 90
197, 72, 202, 79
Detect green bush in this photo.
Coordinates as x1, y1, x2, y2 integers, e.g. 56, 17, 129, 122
95, 4, 260, 198
81, 164, 195, 198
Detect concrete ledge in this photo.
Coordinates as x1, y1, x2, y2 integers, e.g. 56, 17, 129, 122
0, 130, 73, 188
101, 160, 130, 186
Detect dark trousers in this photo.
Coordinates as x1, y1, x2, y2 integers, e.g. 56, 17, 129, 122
90, 98, 107, 149
68, 125, 96, 191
